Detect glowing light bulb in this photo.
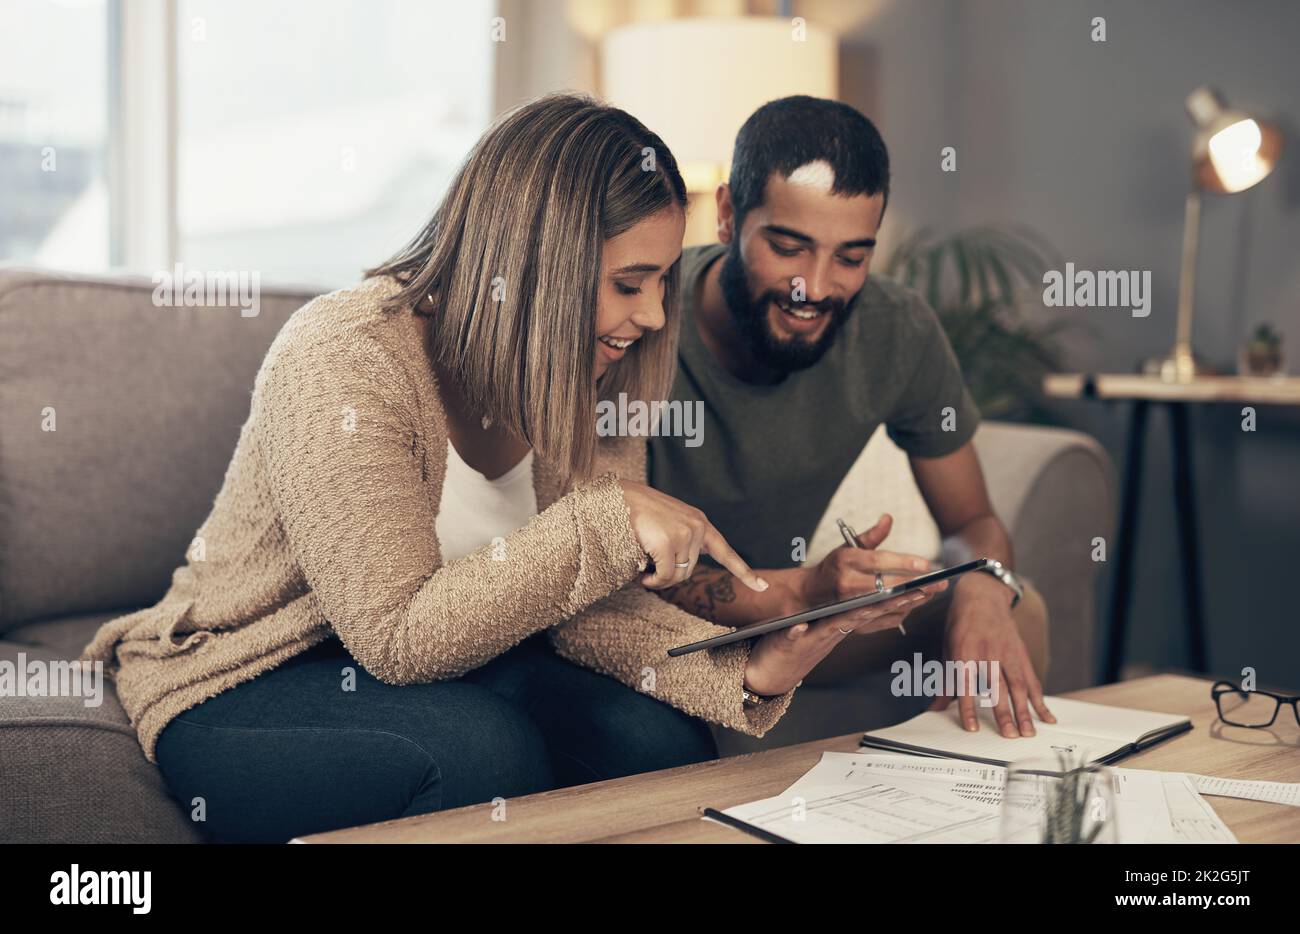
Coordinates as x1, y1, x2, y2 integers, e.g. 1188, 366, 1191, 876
1209, 118, 1267, 192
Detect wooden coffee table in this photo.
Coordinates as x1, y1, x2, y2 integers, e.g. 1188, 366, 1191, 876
296, 674, 1300, 843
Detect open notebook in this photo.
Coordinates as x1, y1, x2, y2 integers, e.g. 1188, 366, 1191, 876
860, 696, 1192, 770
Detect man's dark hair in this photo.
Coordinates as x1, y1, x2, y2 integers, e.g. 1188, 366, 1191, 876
727, 96, 890, 227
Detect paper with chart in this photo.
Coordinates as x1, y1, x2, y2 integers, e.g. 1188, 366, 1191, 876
714, 752, 1237, 843
812, 751, 1296, 809
721, 772, 1004, 844
780, 751, 1007, 794
1112, 769, 1237, 843
830, 752, 1237, 843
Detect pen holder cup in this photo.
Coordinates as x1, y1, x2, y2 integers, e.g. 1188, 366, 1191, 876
999, 753, 1118, 844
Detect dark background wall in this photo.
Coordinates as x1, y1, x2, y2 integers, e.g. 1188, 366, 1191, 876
499, 0, 1299, 688
840, 0, 1300, 688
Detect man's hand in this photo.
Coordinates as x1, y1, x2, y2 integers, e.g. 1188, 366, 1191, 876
740, 513, 951, 696
927, 573, 1056, 736
799, 514, 943, 615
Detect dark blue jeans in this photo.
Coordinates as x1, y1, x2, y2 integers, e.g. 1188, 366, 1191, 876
154, 632, 717, 843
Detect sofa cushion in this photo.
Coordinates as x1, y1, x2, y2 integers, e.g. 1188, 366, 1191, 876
0, 269, 318, 630
0, 636, 205, 842
0, 720, 208, 843
4, 608, 124, 661
0, 634, 131, 733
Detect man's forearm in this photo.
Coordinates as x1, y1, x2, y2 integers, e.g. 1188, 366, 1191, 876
658, 565, 804, 626
946, 514, 1013, 567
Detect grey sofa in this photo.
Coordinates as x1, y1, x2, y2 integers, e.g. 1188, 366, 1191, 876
0, 268, 1115, 843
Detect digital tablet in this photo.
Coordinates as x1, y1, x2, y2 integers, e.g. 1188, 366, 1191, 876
666, 557, 994, 657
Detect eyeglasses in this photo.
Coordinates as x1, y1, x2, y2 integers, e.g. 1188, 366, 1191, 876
1211, 680, 1300, 728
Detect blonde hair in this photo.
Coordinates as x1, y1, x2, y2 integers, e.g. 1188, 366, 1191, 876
367, 93, 687, 480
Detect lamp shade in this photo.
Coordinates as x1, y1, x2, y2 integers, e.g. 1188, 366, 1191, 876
602, 17, 837, 191
1150, 85, 1287, 383
1186, 86, 1283, 194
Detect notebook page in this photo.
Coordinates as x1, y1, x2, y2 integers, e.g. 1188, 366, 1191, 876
864, 696, 1189, 763
865, 706, 1123, 764
1037, 696, 1189, 743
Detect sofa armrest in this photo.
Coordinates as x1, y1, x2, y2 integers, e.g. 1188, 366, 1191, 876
0, 640, 206, 843
969, 422, 1116, 692
810, 421, 1115, 692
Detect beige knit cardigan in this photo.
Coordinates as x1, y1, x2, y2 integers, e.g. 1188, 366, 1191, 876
80, 275, 794, 763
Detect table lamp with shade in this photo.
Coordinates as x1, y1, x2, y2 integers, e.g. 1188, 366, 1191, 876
1149, 85, 1283, 382
601, 16, 837, 244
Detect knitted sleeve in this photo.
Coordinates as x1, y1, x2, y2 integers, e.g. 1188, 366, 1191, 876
252, 328, 646, 685
545, 434, 797, 737
547, 583, 796, 737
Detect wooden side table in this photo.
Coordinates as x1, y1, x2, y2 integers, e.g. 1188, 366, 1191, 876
1043, 374, 1300, 682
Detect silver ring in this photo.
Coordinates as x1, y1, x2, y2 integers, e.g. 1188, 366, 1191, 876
875, 572, 885, 592
838, 627, 853, 634
674, 562, 691, 569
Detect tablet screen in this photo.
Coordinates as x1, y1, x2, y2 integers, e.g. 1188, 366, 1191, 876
666, 558, 992, 657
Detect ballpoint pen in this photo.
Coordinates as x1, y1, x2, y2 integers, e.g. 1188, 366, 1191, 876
836, 517, 906, 635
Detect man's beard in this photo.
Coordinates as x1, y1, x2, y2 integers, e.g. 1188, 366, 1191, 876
717, 242, 855, 375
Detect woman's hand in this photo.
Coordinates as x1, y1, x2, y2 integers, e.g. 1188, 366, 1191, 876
617, 480, 768, 593
741, 581, 946, 697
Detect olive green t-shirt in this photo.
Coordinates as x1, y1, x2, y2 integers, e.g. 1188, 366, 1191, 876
647, 243, 980, 570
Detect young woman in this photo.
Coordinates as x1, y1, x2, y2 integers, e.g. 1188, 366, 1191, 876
80, 94, 930, 842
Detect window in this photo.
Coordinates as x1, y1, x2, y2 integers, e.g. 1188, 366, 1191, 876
0, 0, 494, 285
175, 0, 494, 288
0, 0, 111, 270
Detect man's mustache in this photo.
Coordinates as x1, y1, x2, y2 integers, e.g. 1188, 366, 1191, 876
762, 291, 847, 317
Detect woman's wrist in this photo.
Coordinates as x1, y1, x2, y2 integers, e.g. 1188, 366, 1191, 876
743, 652, 792, 698
739, 569, 822, 698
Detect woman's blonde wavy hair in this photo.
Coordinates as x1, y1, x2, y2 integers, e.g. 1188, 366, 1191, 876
367, 93, 688, 481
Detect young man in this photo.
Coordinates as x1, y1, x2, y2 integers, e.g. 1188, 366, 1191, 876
651, 96, 1054, 739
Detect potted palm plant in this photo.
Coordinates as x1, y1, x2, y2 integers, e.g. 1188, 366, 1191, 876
883, 226, 1067, 422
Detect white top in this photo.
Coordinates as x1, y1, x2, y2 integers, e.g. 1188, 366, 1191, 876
435, 439, 538, 564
